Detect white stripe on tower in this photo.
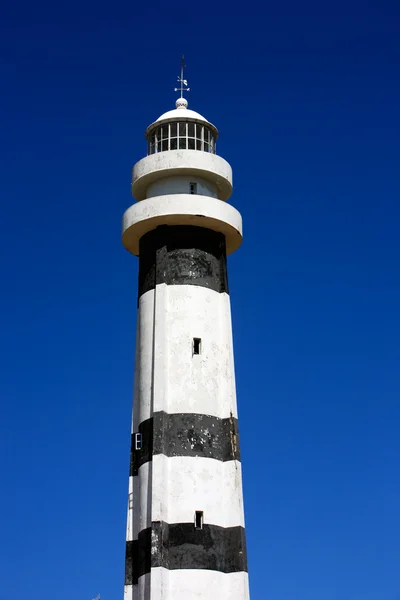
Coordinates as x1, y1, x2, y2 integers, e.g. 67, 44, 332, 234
122, 94, 250, 599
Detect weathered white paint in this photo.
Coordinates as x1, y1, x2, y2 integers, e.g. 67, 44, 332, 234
124, 584, 138, 600
131, 465, 151, 536
131, 457, 245, 547
131, 150, 232, 201
135, 293, 154, 425
146, 174, 218, 199
122, 194, 242, 256
149, 455, 245, 528
168, 569, 250, 600
135, 285, 239, 423
129, 569, 250, 600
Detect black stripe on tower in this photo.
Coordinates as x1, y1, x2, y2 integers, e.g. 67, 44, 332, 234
138, 225, 229, 298
125, 522, 248, 585
129, 412, 241, 476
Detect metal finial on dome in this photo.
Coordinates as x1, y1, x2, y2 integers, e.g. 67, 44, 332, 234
174, 55, 190, 99
176, 97, 188, 110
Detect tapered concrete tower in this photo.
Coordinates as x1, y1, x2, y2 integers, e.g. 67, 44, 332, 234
122, 66, 249, 600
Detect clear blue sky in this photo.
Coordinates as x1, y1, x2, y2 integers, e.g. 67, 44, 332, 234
1, 0, 400, 598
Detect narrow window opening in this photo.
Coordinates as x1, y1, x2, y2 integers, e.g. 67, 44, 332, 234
135, 432, 142, 450
190, 182, 197, 195
193, 337, 201, 355
195, 511, 203, 530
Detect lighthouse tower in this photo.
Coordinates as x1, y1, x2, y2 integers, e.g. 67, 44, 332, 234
122, 65, 249, 600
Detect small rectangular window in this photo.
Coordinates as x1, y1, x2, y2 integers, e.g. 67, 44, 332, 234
170, 123, 177, 137
188, 122, 195, 138
195, 511, 203, 529
135, 433, 142, 450
193, 337, 201, 355
190, 182, 197, 194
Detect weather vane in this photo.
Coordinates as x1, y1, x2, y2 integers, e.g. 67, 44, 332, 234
174, 56, 190, 98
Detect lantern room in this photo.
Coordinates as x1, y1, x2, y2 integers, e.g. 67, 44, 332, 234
145, 98, 218, 155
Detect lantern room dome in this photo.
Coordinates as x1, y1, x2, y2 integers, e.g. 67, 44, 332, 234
145, 98, 218, 156
146, 98, 217, 133
155, 107, 208, 123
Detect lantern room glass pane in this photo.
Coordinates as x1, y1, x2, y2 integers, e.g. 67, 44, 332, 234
147, 120, 216, 155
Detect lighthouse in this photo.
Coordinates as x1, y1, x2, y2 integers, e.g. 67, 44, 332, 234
122, 62, 250, 600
